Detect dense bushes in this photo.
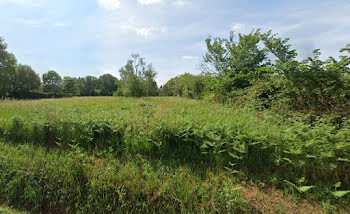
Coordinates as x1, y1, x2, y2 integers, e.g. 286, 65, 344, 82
159, 30, 350, 116
281, 48, 350, 114
9, 91, 73, 99
160, 73, 204, 99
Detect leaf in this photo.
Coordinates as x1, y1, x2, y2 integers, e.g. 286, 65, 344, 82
306, 155, 316, 159
282, 158, 292, 164
320, 151, 334, 158
298, 177, 305, 185
337, 158, 350, 162
229, 152, 243, 160
284, 180, 298, 189
232, 144, 246, 154
296, 186, 314, 193
224, 167, 241, 175
200, 144, 208, 149
228, 162, 237, 167
332, 190, 350, 198
334, 182, 342, 189
204, 141, 215, 147
290, 148, 303, 155
284, 180, 314, 193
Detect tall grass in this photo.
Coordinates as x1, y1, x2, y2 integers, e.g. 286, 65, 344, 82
0, 142, 248, 213
0, 97, 349, 204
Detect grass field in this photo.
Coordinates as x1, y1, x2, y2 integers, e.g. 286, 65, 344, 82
0, 97, 349, 213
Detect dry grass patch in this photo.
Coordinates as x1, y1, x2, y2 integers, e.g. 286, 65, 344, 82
240, 184, 324, 214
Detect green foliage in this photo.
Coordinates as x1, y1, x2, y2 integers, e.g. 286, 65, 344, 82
201, 29, 278, 101
77, 76, 99, 96
331, 182, 350, 199
0, 205, 27, 214
12, 64, 41, 96
261, 30, 297, 63
280, 48, 350, 114
97, 74, 118, 96
0, 97, 349, 191
42, 70, 63, 93
0, 142, 249, 213
0, 97, 349, 212
284, 179, 315, 194
0, 37, 17, 97
62, 76, 78, 95
332, 191, 350, 199
160, 73, 204, 99
201, 29, 350, 115
143, 64, 158, 96
117, 54, 158, 97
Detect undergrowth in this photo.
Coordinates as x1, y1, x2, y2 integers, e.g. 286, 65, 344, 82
0, 97, 349, 212
0, 142, 248, 214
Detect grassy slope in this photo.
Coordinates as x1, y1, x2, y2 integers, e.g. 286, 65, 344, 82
0, 97, 349, 213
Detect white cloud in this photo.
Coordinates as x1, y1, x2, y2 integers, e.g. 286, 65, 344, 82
174, 0, 187, 6
137, 0, 163, 5
121, 23, 167, 38
232, 23, 244, 31
98, 0, 120, 10
182, 56, 199, 60
136, 27, 153, 37
231, 23, 257, 34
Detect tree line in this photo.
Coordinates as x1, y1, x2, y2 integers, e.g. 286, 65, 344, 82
0, 37, 158, 99
160, 30, 350, 115
2, 30, 350, 114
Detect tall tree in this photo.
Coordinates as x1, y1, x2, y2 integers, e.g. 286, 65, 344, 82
78, 76, 99, 96
13, 64, 41, 95
0, 37, 17, 97
201, 29, 295, 101
118, 54, 158, 97
63, 76, 78, 95
202, 30, 268, 91
98, 74, 118, 96
143, 64, 158, 96
42, 70, 62, 93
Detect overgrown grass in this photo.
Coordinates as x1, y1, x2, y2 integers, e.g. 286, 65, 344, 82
0, 97, 349, 212
0, 142, 248, 213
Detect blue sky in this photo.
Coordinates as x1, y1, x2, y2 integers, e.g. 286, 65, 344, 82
0, 0, 349, 85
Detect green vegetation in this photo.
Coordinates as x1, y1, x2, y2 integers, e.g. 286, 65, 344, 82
0, 37, 158, 99
1, 28, 350, 213
0, 97, 349, 213
0, 205, 27, 214
0, 142, 248, 213
160, 73, 204, 99
162, 30, 350, 115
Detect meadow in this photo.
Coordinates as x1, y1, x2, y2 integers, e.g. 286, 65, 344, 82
0, 97, 349, 213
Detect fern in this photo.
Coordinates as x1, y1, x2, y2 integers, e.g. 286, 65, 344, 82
332, 191, 350, 198
284, 180, 314, 194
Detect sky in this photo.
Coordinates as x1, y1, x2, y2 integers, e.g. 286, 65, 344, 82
0, 0, 349, 85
